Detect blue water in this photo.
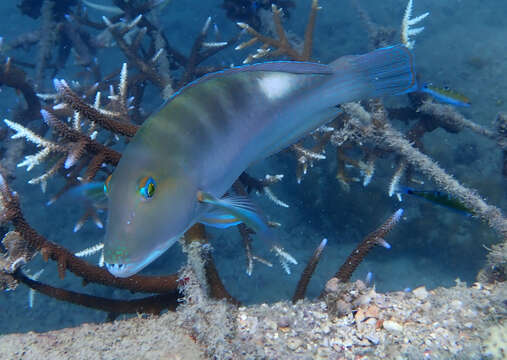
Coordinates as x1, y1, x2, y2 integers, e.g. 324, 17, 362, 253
0, 0, 505, 334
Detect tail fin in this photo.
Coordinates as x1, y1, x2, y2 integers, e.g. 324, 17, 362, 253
323, 45, 417, 106
352, 45, 417, 96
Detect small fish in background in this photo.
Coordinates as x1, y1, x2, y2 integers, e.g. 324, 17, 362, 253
47, 178, 109, 232
49, 180, 108, 207
396, 185, 473, 216
419, 83, 471, 107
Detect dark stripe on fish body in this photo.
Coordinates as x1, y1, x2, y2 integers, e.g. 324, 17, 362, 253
195, 74, 252, 134
184, 74, 252, 148
156, 72, 259, 157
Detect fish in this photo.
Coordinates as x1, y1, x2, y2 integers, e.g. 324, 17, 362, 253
47, 180, 107, 208
419, 83, 471, 107
395, 185, 473, 215
103, 45, 417, 278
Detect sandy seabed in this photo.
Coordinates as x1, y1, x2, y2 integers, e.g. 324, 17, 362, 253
0, 280, 505, 360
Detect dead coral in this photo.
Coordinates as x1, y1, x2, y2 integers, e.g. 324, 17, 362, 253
0, 59, 41, 123
0, 231, 37, 291
235, 0, 320, 63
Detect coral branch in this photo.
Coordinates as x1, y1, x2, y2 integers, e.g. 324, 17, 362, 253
103, 15, 169, 90
177, 16, 236, 88
381, 122, 507, 237
0, 173, 179, 293
292, 238, 327, 303
343, 102, 507, 239
0, 59, 41, 122
53, 79, 139, 137
184, 224, 239, 305
14, 271, 180, 314
418, 101, 496, 140
333, 209, 403, 283
401, 0, 429, 49
236, 0, 319, 62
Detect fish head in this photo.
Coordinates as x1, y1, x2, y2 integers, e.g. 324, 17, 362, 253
103, 146, 198, 278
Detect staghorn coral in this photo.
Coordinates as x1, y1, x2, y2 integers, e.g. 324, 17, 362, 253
235, 0, 320, 63
0, 231, 37, 290
0, 1, 504, 346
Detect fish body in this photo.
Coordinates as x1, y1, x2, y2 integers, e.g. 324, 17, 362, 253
104, 45, 417, 277
419, 83, 471, 107
397, 185, 473, 215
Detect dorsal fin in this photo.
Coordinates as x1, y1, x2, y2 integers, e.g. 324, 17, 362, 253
169, 61, 334, 101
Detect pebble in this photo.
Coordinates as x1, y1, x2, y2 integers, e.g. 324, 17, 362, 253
287, 338, 302, 350
450, 300, 463, 309
325, 278, 340, 293
364, 305, 379, 319
365, 333, 380, 345
365, 318, 377, 326
383, 320, 404, 333
320, 324, 331, 335
421, 302, 432, 312
335, 300, 352, 315
354, 308, 365, 323
412, 286, 429, 300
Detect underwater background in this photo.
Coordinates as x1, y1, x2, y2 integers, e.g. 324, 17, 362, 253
0, 0, 505, 335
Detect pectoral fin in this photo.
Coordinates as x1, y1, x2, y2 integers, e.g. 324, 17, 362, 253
196, 190, 298, 274
197, 191, 268, 234
199, 209, 242, 229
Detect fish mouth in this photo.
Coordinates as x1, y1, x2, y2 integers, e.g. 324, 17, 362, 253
105, 262, 138, 278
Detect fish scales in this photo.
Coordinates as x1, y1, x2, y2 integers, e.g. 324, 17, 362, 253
104, 45, 417, 277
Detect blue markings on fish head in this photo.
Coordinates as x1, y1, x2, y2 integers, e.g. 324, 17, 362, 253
103, 145, 199, 278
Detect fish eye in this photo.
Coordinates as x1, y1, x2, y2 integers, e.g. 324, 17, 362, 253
104, 174, 112, 195
138, 176, 156, 200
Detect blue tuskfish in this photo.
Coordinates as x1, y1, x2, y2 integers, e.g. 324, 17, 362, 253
419, 83, 471, 107
103, 45, 417, 277
396, 185, 473, 215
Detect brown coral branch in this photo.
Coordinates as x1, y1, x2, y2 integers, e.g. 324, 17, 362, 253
14, 271, 180, 314
333, 209, 402, 283
0, 175, 179, 293
177, 17, 236, 88
292, 238, 327, 303
0, 59, 41, 122
105, 20, 167, 90
236, 0, 319, 62
302, 0, 320, 60
41, 109, 122, 167
341, 101, 507, 238
53, 80, 139, 137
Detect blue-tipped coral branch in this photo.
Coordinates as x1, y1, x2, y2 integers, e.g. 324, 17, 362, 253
292, 238, 327, 303
333, 209, 403, 283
